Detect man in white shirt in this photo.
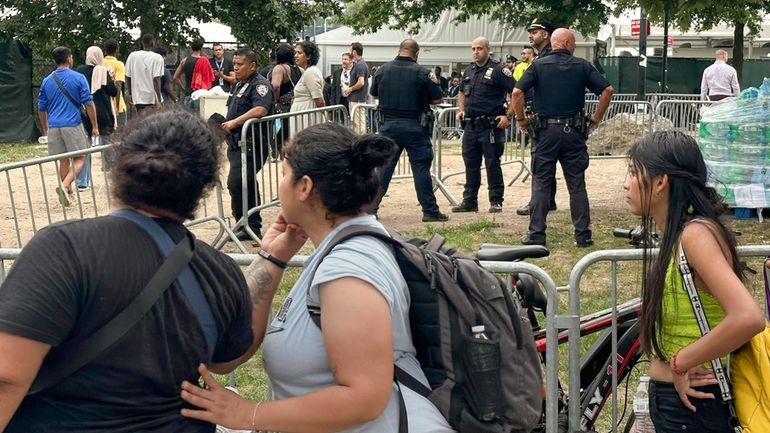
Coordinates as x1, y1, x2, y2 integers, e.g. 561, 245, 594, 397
125, 33, 164, 111
700, 50, 740, 101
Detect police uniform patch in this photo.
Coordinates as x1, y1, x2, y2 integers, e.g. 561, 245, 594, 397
256, 84, 268, 97
502, 68, 512, 77
428, 71, 439, 84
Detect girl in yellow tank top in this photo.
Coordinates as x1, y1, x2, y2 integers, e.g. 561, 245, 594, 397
623, 130, 764, 433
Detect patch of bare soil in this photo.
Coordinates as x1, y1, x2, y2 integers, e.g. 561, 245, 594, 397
0, 144, 629, 254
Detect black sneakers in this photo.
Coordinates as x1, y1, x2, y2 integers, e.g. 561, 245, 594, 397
489, 203, 503, 213
516, 203, 558, 216
520, 234, 546, 246
575, 239, 594, 248
422, 212, 449, 222
451, 202, 479, 213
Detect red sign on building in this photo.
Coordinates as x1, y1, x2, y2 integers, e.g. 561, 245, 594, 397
631, 19, 651, 37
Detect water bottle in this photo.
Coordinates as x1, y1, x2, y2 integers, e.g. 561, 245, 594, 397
472, 325, 489, 340
699, 137, 728, 162
633, 376, 655, 433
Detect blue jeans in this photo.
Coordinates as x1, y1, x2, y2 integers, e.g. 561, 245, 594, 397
76, 154, 91, 188
649, 380, 734, 433
76, 135, 112, 188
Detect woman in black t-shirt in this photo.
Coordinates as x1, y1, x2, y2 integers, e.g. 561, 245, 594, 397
0, 108, 261, 433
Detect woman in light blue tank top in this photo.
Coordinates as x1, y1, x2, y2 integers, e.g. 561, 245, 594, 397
179, 122, 454, 433
623, 130, 763, 432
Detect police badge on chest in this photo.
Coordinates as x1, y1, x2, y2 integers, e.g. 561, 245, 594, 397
484, 68, 493, 79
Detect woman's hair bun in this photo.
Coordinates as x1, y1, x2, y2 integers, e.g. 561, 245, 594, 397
350, 134, 396, 174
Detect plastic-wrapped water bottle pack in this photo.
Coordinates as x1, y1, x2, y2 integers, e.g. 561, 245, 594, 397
699, 78, 770, 208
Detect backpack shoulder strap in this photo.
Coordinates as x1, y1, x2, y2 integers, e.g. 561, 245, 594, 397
305, 225, 396, 327
51, 72, 83, 111
112, 209, 218, 360
29, 226, 193, 394
304, 225, 423, 433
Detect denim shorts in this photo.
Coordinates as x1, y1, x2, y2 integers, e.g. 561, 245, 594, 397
649, 380, 734, 433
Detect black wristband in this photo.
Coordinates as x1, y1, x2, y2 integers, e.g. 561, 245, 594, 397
257, 249, 287, 269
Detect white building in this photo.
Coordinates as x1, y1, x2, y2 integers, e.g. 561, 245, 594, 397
313, 11, 597, 77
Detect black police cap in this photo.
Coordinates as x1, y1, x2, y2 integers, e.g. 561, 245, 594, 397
528, 18, 555, 35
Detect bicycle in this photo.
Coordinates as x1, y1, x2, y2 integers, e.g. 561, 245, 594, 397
476, 227, 656, 433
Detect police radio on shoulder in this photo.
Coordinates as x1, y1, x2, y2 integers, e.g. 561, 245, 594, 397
257, 249, 288, 269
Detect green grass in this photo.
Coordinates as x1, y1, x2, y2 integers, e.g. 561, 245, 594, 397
0, 142, 47, 164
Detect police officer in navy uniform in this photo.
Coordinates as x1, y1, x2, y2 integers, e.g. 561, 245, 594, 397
221, 47, 275, 240
510, 28, 613, 247
369, 39, 448, 222
516, 17, 558, 217
452, 36, 515, 214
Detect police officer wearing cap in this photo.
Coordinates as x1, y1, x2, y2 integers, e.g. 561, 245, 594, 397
369, 39, 448, 222
509, 28, 613, 247
452, 36, 515, 214
516, 17, 559, 217
221, 47, 275, 241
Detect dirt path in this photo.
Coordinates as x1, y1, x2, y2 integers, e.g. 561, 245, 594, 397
0, 145, 629, 252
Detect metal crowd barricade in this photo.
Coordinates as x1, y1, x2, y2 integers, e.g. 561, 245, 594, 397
0, 145, 232, 249
0, 146, 114, 248
435, 107, 531, 197
565, 245, 770, 432
441, 96, 458, 107
226, 105, 350, 248
350, 103, 460, 207
589, 93, 701, 105
0, 247, 563, 432
653, 100, 715, 135
585, 100, 654, 159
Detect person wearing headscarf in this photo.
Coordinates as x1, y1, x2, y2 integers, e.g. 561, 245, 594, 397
75, 46, 118, 189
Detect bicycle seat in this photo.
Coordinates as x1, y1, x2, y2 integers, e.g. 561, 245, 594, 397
476, 244, 550, 261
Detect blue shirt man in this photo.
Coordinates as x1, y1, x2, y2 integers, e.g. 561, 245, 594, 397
37, 46, 97, 206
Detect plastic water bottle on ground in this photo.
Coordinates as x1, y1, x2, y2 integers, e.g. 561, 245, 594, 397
633, 376, 655, 432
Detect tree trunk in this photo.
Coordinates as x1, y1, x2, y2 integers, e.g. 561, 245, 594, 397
733, 20, 744, 81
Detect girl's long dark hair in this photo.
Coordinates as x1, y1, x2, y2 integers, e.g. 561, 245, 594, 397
629, 130, 743, 360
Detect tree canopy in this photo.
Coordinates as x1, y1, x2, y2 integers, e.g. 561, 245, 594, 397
0, 0, 208, 60
0, 0, 338, 63
338, 0, 614, 37
218, 0, 340, 62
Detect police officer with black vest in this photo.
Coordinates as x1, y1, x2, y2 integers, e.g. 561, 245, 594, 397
220, 47, 274, 241
369, 39, 448, 222
510, 28, 613, 247
452, 36, 515, 214
516, 17, 559, 217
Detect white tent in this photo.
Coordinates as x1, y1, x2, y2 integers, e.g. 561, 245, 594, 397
314, 11, 597, 77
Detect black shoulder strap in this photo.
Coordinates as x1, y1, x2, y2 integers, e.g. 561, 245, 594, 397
304, 224, 430, 433
305, 225, 397, 298
29, 232, 193, 395
51, 72, 83, 111
112, 209, 218, 360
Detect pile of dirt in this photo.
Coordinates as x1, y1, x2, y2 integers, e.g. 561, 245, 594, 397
587, 113, 675, 156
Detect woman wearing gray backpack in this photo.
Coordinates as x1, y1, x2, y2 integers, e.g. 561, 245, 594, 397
180, 123, 454, 433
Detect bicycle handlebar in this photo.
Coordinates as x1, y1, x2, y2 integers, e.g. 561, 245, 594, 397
613, 225, 659, 248
612, 228, 632, 239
